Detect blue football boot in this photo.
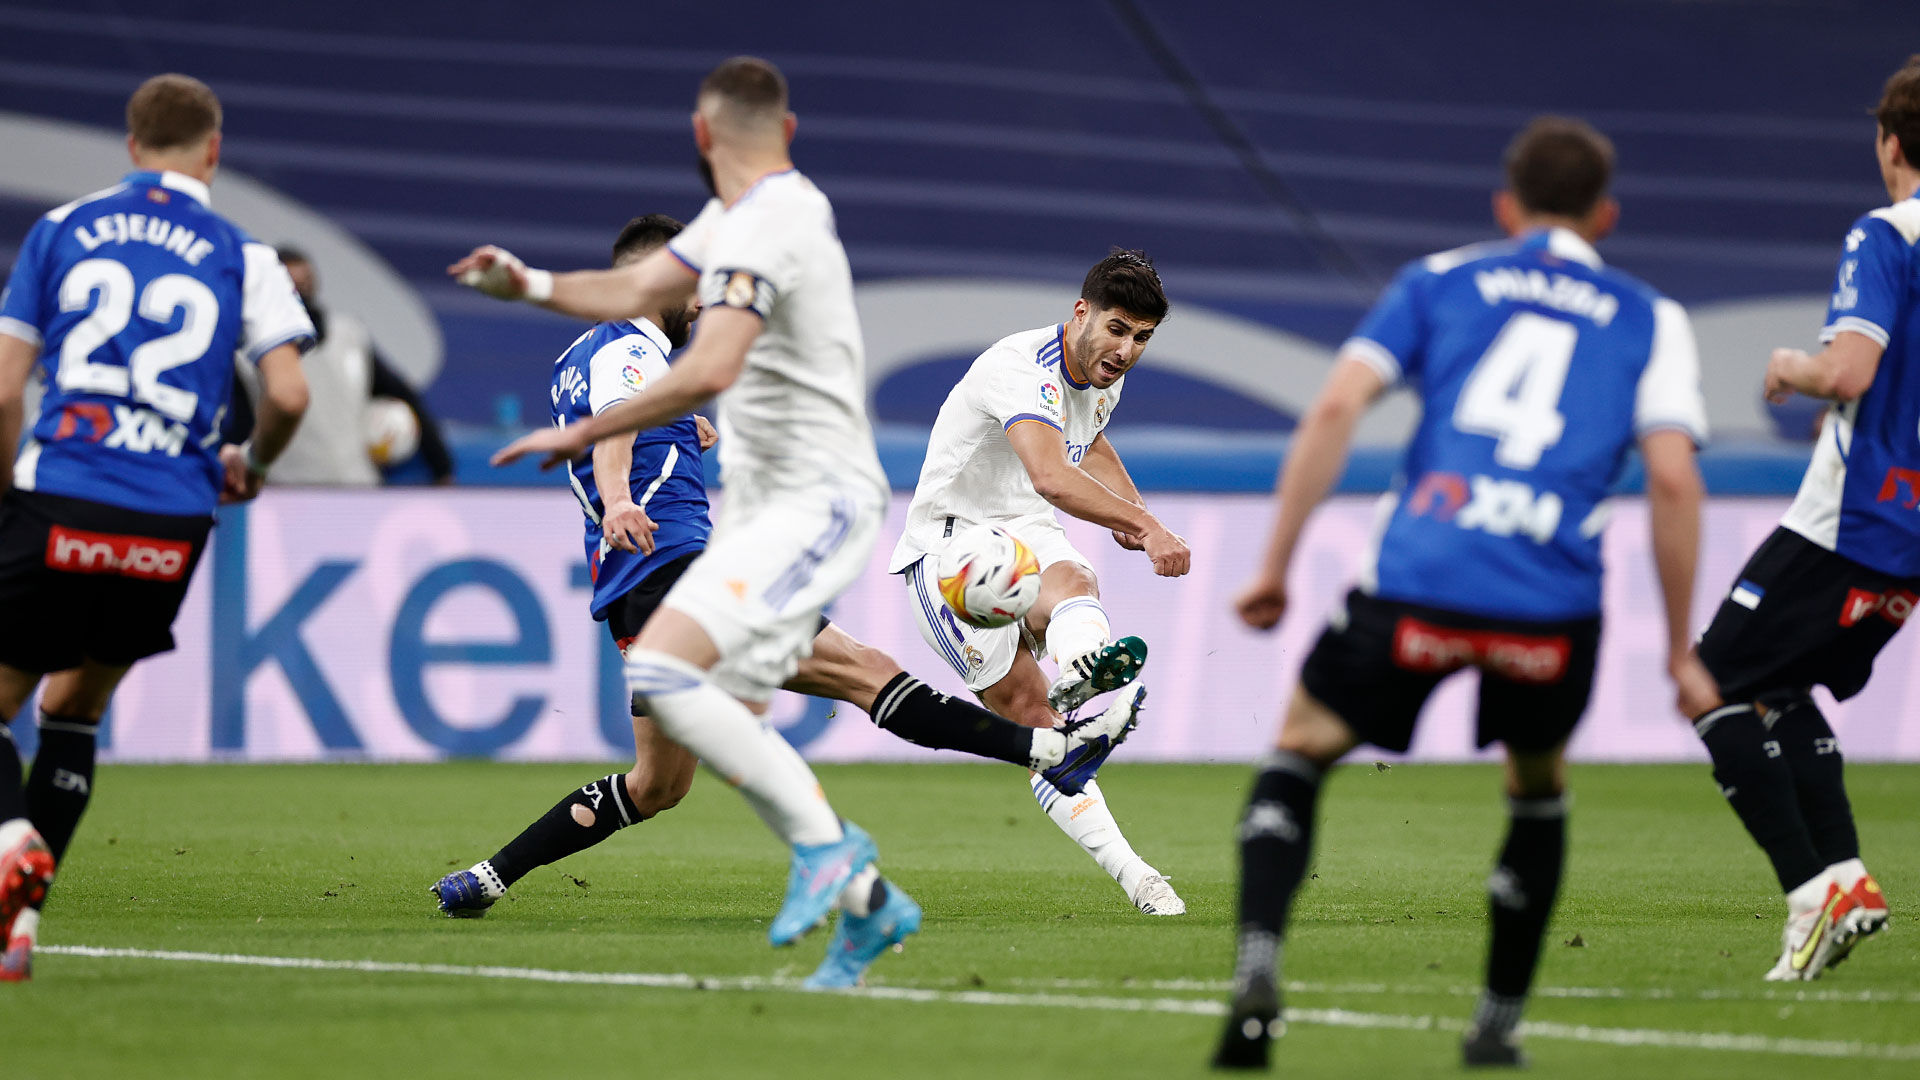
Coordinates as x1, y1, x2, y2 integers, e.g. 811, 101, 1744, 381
1041, 684, 1146, 795
769, 821, 878, 946
802, 880, 923, 990
430, 870, 494, 918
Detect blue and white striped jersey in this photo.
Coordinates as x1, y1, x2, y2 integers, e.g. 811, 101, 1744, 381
549, 317, 711, 619
1780, 193, 1920, 577
0, 170, 314, 516
1349, 227, 1708, 621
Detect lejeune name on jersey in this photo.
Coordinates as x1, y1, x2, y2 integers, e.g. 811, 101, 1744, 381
69, 209, 217, 265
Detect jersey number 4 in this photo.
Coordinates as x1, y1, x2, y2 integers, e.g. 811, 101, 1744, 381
1452, 311, 1577, 470
58, 257, 219, 424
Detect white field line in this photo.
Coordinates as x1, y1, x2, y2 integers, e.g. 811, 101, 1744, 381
964, 975, 1920, 1006
39, 944, 1920, 1062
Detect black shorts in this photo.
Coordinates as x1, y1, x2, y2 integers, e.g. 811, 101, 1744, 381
1696, 527, 1920, 707
1300, 589, 1602, 754
0, 490, 212, 673
598, 549, 833, 651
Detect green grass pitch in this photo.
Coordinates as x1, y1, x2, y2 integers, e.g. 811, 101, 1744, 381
6, 760, 1917, 1078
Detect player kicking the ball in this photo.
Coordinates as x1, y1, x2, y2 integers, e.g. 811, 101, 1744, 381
1211, 117, 1713, 1069
889, 250, 1191, 916
1683, 56, 1920, 983
432, 216, 1139, 924
464, 56, 986, 988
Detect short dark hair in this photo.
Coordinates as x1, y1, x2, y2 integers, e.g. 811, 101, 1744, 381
698, 56, 788, 124
1503, 116, 1615, 218
1876, 55, 1920, 169
1081, 248, 1168, 323
275, 244, 310, 266
611, 214, 685, 267
127, 73, 221, 151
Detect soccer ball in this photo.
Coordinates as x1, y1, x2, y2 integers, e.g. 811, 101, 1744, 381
936, 525, 1041, 629
363, 397, 420, 466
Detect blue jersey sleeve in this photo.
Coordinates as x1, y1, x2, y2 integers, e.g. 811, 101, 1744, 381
1821, 215, 1907, 348
1342, 261, 1430, 385
0, 217, 55, 346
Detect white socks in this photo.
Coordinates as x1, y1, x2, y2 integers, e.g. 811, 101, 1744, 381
627, 649, 843, 848
1029, 728, 1068, 770
469, 860, 508, 901
1786, 869, 1834, 913
1044, 595, 1112, 669
1828, 858, 1868, 892
1029, 776, 1151, 896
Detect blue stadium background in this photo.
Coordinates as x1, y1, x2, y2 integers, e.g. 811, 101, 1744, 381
0, 0, 1907, 488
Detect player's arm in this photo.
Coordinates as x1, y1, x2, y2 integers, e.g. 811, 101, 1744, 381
0, 333, 37, 494
1006, 421, 1189, 576
220, 344, 310, 502
1080, 433, 1151, 549
594, 433, 657, 556
1641, 429, 1720, 716
494, 308, 757, 469
447, 244, 697, 327
1237, 355, 1387, 630
1763, 332, 1884, 404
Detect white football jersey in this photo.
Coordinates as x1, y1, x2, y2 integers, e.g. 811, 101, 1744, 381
888, 323, 1122, 571
667, 170, 885, 500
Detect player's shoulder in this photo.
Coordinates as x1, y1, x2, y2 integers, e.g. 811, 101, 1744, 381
1859, 197, 1920, 247
973, 324, 1060, 371
39, 180, 135, 227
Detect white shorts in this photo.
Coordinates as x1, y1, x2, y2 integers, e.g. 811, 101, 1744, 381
662, 480, 882, 702
898, 516, 1090, 692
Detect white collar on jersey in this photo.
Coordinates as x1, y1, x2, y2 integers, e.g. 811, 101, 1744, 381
1545, 226, 1603, 269
154, 170, 212, 207
624, 315, 675, 356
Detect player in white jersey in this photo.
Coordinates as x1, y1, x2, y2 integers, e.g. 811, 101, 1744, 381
461, 57, 914, 988
889, 251, 1193, 915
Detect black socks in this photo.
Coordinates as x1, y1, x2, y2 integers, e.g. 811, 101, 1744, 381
1696, 704, 1827, 891
25, 713, 98, 862
1484, 794, 1568, 1002
487, 773, 641, 888
0, 723, 24, 822
1768, 700, 1859, 867
870, 673, 1037, 769
1233, 751, 1323, 989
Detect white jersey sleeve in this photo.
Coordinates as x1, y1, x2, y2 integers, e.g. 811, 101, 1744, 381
239, 241, 316, 363
695, 196, 805, 320
586, 333, 669, 416
977, 347, 1066, 434
1634, 298, 1709, 444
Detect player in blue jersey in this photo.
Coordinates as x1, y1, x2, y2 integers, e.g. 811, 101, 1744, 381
0, 75, 313, 981
1685, 57, 1920, 984
1210, 118, 1713, 1070
433, 214, 1140, 923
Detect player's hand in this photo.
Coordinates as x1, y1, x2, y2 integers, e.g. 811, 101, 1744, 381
1142, 525, 1190, 577
448, 245, 550, 302
602, 503, 659, 555
1112, 528, 1145, 551
218, 443, 264, 504
694, 414, 719, 451
491, 425, 591, 471
1764, 347, 1807, 405
1235, 571, 1288, 631
1671, 651, 1724, 719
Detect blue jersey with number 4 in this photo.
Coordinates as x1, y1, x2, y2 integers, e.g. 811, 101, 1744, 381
1347, 227, 1707, 621
0, 170, 314, 516
1779, 194, 1920, 577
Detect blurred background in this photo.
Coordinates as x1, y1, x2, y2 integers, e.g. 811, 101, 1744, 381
3, 0, 1916, 763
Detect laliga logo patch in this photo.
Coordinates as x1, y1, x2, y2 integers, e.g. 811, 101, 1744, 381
621, 364, 645, 392
1038, 382, 1061, 411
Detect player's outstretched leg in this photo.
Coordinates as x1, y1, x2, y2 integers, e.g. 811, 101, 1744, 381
1767, 698, 1888, 960
1042, 593, 1146, 714
1461, 774, 1569, 1069
432, 712, 697, 918
1213, 748, 1325, 1069
625, 639, 884, 947
5, 710, 100, 979
802, 869, 923, 990
1693, 704, 1853, 979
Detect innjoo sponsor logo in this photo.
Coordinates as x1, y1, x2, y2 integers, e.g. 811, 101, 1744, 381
45, 525, 190, 582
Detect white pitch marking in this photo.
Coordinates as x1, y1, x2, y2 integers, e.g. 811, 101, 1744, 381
38, 945, 1920, 1061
